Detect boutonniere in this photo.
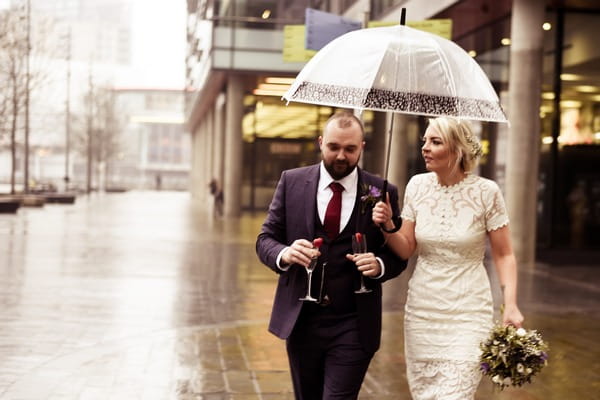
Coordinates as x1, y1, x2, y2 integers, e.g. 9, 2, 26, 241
360, 183, 382, 214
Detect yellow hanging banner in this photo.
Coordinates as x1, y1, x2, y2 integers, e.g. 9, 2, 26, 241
367, 19, 453, 40
284, 19, 453, 62
283, 25, 317, 63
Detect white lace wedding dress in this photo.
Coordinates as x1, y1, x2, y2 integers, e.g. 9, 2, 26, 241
401, 172, 509, 400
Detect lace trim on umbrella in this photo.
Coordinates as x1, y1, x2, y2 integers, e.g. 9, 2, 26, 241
289, 82, 507, 122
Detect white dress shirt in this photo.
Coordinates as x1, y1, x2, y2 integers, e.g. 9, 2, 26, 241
317, 162, 357, 234
277, 162, 384, 278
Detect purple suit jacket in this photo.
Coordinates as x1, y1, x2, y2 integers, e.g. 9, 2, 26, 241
256, 164, 407, 354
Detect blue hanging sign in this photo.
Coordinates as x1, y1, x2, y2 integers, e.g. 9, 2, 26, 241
305, 8, 361, 51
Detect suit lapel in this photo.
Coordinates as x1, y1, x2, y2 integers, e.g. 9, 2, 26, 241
354, 169, 368, 233
354, 169, 380, 233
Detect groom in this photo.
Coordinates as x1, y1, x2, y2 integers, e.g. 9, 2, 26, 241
256, 111, 407, 399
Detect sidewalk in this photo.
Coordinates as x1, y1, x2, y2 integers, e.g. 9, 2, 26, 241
0, 191, 598, 399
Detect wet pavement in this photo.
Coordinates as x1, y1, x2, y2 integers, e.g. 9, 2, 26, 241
0, 190, 598, 400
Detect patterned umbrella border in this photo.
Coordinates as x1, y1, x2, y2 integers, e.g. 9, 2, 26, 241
286, 81, 508, 123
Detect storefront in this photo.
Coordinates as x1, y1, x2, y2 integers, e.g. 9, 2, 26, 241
239, 89, 376, 210
432, 0, 600, 252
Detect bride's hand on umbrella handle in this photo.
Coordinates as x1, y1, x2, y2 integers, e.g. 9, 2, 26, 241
372, 194, 394, 230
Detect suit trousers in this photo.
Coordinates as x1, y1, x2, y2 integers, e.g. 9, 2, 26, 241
286, 307, 374, 400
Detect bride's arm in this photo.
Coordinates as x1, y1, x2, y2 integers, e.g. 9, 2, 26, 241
373, 199, 416, 260
488, 225, 524, 327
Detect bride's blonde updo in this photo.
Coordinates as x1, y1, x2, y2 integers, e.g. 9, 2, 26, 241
428, 117, 483, 173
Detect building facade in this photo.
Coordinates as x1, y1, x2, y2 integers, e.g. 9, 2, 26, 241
109, 88, 191, 191
185, 0, 600, 261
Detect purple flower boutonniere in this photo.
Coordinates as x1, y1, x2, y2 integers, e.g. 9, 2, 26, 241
360, 184, 382, 214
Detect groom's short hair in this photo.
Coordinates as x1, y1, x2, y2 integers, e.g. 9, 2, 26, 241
325, 110, 365, 139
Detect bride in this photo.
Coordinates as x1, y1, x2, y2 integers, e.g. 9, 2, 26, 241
373, 117, 524, 399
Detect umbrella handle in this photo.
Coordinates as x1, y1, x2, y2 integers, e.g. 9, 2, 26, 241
379, 179, 401, 233
379, 179, 388, 230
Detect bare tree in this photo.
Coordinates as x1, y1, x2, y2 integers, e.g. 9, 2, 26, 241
93, 86, 123, 191
72, 77, 123, 193
0, 9, 27, 194
0, 5, 58, 194
0, 18, 11, 149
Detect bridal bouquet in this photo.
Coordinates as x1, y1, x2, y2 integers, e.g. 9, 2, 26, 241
479, 324, 549, 389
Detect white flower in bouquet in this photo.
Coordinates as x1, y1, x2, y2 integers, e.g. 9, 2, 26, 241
479, 324, 549, 389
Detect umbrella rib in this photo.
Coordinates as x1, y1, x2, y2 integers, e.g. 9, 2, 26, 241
382, 33, 403, 181
433, 39, 458, 103
362, 44, 392, 108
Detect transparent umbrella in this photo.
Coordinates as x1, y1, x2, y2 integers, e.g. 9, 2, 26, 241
283, 22, 507, 194
283, 24, 507, 123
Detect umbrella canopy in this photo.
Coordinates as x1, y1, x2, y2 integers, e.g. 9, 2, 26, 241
283, 24, 507, 123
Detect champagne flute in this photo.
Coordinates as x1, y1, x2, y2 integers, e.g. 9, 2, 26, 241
299, 237, 323, 302
352, 232, 372, 294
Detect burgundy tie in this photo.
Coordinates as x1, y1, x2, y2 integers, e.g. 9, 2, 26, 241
324, 182, 344, 240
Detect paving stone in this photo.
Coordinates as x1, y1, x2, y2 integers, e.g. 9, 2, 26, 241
0, 191, 598, 399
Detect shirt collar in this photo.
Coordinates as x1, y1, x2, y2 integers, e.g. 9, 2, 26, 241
318, 162, 358, 192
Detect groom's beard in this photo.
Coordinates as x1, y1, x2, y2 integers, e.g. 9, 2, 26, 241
324, 159, 358, 180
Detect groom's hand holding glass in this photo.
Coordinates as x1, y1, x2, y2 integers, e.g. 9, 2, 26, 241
281, 238, 322, 268
345, 234, 381, 278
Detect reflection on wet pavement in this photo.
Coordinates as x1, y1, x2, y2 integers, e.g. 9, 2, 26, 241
0, 191, 598, 399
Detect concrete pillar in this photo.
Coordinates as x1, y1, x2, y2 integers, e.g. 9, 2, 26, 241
505, 0, 545, 266
190, 125, 201, 198
214, 93, 226, 186
224, 74, 244, 217
203, 118, 212, 204
205, 107, 214, 182
198, 120, 206, 201
387, 113, 409, 206
198, 118, 210, 203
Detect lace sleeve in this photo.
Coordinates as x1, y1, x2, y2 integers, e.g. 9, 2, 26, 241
401, 176, 418, 222
485, 181, 509, 232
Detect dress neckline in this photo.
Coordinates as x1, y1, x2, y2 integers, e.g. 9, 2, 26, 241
431, 172, 474, 192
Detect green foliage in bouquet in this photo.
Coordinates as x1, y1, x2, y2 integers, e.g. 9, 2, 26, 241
479, 324, 549, 389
